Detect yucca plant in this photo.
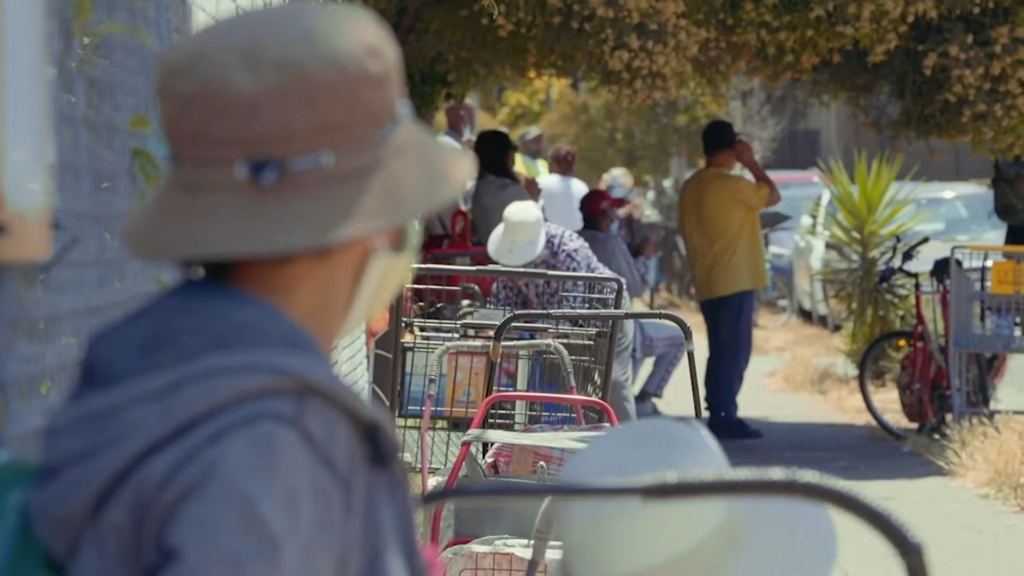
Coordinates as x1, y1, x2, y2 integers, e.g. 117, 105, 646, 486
817, 151, 919, 363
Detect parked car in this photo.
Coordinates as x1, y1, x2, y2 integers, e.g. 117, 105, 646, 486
760, 170, 830, 282
790, 180, 1005, 319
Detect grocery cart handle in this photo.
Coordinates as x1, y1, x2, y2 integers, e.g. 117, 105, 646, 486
492, 309, 695, 350
425, 340, 578, 398
422, 467, 928, 576
412, 263, 627, 291
491, 309, 703, 420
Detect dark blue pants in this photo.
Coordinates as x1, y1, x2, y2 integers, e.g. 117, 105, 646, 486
699, 290, 755, 422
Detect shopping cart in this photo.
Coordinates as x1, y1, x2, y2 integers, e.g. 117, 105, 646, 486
948, 244, 1023, 419
421, 469, 930, 576
420, 337, 619, 549
417, 339, 595, 493
490, 309, 702, 419
382, 265, 626, 470
415, 248, 495, 307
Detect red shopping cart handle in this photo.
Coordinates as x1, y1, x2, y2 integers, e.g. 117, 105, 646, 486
430, 391, 619, 547
466, 392, 619, 431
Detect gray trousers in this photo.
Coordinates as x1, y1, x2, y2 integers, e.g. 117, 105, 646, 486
607, 316, 637, 422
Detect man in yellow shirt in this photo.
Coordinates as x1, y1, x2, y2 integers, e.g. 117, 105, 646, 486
678, 120, 780, 440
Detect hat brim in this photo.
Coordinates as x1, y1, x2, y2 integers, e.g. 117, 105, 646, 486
722, 496, 837, 575
122, 119, 477, 261
486, 222, 546, 267
560, 494, 836, 576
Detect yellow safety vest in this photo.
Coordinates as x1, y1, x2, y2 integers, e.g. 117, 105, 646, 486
514, 153, 549, 179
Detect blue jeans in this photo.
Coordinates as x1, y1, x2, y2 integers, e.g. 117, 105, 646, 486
609, 316, 636, 422
699, 290, 755, 421
631, 319, 686, 398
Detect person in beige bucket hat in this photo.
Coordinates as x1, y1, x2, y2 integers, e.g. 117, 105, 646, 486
29, 4, 472, 575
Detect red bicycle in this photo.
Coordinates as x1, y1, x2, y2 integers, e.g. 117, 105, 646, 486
858, 236, 1007, 439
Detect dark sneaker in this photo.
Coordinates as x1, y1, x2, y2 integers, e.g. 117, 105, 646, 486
707, 417, 764, 441
635, 396, 663, 418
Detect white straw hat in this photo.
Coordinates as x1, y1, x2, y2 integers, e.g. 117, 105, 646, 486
122, 3, 476, 261
486, 200, 547, 267
556, 419, 837, 576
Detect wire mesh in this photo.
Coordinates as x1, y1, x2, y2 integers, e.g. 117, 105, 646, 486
948, 245, 1023, 417
386, 264, 625, 470
450, 552, 553, 576
0, 0, 187, 457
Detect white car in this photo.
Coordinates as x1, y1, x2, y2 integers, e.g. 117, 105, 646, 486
790, 181, 1005, 321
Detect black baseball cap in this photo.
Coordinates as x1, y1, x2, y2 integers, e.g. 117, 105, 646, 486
702, 120, 739, 156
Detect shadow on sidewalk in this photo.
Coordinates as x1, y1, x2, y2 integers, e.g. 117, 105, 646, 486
721, 418, 943, 482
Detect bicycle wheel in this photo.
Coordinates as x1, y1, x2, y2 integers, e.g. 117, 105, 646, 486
858, 331, 939, 439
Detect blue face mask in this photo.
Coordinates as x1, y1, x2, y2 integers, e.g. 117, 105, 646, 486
608, 186, 629, 199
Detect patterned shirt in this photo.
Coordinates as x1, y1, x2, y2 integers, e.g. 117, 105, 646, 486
490, 223, 623, 310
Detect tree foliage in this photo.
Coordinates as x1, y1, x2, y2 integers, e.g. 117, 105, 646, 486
541, 85, 725, 185
349, 0, 722, 118
297, 0, 1024, 155
490, 75, 793, 185
707, 0, 1024, 156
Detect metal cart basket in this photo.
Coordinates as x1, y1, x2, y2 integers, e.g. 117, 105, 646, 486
948, 245, 1024, 418
491, 309, 702, 420
382, 265, 626, 470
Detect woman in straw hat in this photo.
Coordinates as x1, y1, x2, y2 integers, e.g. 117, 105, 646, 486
29, 4, 474, 575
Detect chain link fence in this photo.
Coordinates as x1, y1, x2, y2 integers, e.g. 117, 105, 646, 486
0, 0, 370, 457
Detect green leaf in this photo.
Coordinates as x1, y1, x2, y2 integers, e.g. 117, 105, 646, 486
127, 114, 153, 133
131, 147, 162, 195
816, 150, 919, 363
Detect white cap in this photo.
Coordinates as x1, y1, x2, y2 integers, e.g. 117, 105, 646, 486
601, 166, 635, 189
487, 200, 547, 267
556, 419, 837, 576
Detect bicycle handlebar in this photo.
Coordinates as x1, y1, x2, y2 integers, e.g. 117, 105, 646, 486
876, 235, 930, 290
905, 236, 929, 260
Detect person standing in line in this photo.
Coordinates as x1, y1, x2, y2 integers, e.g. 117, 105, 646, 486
678, 120, 780, 441
577, 190, 685, 418
29, 5, 475, 575
514, 126, 549, 179
426, 100, 477, 246
536, 144, 590, 231
437, 99, 475, 149
469, 130, 540, 243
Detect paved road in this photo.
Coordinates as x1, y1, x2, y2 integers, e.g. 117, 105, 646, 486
648, 339, 1024, 576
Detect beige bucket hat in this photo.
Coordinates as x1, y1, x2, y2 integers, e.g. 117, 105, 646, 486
122, 3, 477, 261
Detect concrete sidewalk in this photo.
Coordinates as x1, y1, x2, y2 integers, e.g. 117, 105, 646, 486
653, 337, 1024, 576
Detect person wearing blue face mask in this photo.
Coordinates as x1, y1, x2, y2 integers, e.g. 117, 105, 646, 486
577, 190, 684, 417
601, 167, 636, 239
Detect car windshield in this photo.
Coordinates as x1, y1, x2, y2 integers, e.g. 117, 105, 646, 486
900, 193, 999, 238
772, 181, 827, 221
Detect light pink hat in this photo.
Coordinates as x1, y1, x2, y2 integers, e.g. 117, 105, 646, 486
122, 3, 476, 261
